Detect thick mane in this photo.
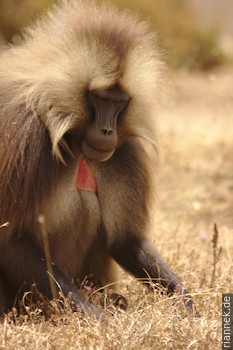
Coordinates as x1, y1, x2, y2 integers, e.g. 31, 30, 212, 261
0, 104, 58, 230
25, 0, 155, 51
0, 0, 163, 229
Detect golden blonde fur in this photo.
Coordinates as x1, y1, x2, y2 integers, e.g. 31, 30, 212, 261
0, 0, 164, 161
0, 1, 194, 316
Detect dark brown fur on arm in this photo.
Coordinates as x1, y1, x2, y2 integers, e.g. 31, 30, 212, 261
0, 230, 99, 316
0, 107, 58, 229
101, 142, 194, 311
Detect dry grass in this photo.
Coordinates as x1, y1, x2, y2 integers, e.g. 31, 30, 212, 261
1, 67, 233, 349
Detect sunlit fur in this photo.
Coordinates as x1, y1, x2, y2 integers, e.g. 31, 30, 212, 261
0, 0, 170, 311
0, 1, 164, 157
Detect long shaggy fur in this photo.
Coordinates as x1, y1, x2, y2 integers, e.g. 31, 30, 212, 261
0, 0, 192, 317
0, 0, 163, 233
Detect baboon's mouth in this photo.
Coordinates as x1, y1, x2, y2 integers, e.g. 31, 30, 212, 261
82, 140, 115, 162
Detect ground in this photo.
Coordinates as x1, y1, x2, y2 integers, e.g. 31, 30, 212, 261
1, 67, 233, 349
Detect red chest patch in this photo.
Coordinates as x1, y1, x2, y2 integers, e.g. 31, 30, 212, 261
74, 156, 97, 193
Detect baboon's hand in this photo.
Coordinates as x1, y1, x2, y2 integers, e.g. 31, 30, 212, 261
66, 290, 100, 319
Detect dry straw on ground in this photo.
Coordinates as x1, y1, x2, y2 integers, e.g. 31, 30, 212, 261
1, 67, 232, 349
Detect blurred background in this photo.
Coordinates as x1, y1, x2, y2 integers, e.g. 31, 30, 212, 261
0, 0, 232, 71
0, 4, 232, 348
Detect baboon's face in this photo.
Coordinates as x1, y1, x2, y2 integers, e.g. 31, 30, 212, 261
82, 85, 130, 162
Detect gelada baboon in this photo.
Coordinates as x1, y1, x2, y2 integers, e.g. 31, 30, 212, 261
0, 0, 195, 317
